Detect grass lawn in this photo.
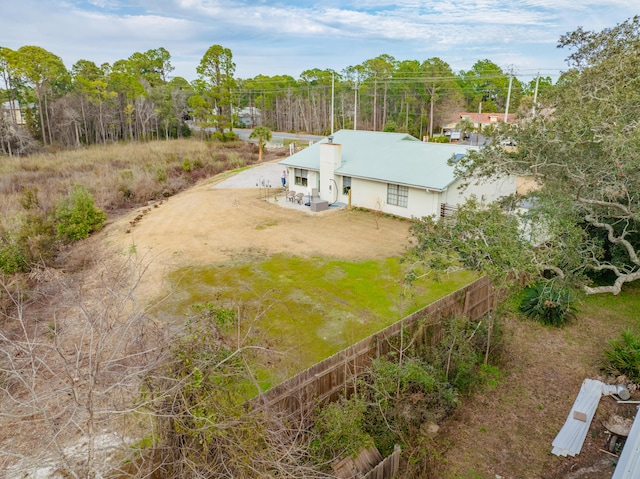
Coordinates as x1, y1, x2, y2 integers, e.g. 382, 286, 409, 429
156, 254, 477, 389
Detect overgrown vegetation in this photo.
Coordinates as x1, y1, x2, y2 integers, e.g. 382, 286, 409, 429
309, 315, 501, 476
0, 185, 107, 274
138, 302, 326, 479
0, 139, 259, 275
601, 329, 640, 382
309, 394, 374, 463
518, 281, 577, 327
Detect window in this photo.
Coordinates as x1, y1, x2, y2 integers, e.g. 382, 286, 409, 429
342, 176, 351, 195
294, 168, 308, 187
387, 184, 408, 207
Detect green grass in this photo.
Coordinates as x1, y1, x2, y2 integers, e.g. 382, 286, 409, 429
580, 282, 640, 325
156, 254, 477, 389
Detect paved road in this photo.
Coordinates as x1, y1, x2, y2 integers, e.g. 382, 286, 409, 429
234, 128, 323, 143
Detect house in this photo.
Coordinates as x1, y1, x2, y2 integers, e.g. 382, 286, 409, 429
235, 106, 261, 128
1, 101, 26, 125
278, 129, 517, 219
444, 111, 517, 133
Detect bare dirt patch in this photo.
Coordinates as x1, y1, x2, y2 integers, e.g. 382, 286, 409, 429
100, 171, 412, 302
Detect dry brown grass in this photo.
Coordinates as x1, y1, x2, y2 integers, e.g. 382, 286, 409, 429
432, 289, 640, 479
0, 139, 260, 231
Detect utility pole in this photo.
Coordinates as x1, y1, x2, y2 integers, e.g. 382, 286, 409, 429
353, 81, 358, 131
532, 73, 540, 115
331, 73, 335, 135
504, 74, 514, 123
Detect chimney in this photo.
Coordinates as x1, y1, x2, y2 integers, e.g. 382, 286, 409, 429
319, 139, 342, 200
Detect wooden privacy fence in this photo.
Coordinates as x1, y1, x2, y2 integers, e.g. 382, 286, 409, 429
250, 275, 495, 423
362, 445, 401, 479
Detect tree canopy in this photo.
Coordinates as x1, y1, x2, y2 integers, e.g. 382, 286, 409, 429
408, 16, 640, 295
1, 39, 532, 154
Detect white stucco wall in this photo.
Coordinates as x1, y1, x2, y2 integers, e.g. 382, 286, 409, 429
319, 143, 342, 202
442, 175, 517, 206
340, 177, 442, 219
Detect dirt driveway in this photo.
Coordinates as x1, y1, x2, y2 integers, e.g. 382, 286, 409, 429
101, 161, 412, 301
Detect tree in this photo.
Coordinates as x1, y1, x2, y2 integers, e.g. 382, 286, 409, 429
362, 54, 396, 131
410, 17, 640, 295
420, 57, 460, 138
196, 45, 236, 133
249, 126, 272, 162
12, 46, 70, 145
0, 256, 167, 478
457, 60, 516, 113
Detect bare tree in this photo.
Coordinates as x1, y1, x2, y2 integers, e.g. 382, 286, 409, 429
0, 255, 168, 478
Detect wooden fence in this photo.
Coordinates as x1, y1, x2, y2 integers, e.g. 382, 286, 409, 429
250, 275, 495, 422
248, 276, 494, 479
362, 445, 401, 479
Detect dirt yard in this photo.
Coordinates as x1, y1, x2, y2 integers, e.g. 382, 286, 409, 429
100, 161, 412, 302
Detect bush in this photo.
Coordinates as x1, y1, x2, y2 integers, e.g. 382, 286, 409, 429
363, 357, 458, 455
519, 281, 577, 327
310, 394, 374, 463
54, 185, 107, 242
16, 211, 57, 265
602, 330, 640, 382
0, 234, 26, 274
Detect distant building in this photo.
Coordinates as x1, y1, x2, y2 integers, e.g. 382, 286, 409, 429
445, 111, 517, 130
235, 107, 262, 128
1, 101, 26, 125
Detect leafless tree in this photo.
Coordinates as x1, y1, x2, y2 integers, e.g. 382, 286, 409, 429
0, 255, 168, 478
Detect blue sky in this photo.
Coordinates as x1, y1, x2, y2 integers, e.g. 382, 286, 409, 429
2, 1, 637, 83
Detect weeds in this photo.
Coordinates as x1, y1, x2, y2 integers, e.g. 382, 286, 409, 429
0, 139, 259, 276
601, 329, 640, 381
519, 281, 577, 327
308, 313, 502, 474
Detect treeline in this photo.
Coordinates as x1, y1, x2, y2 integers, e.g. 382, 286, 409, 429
0, 44, 554, 155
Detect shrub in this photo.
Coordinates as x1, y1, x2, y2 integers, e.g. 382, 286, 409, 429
54, 185, 107, 242
16, 211, 57, 265
519, 281, 577, 327
310, 394, 374, 463
363, 357, 458, 455
427, 315, 495, 394
0, 234, 26, 274
155, 166, 167, 183
602, 330, 640, 382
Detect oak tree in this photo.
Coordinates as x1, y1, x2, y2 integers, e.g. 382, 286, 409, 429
409, 17, 640, 295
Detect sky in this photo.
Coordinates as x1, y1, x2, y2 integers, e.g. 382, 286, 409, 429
1, 1, 638, 83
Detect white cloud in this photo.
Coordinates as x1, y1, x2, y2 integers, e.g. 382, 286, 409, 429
1, 0, 637, 80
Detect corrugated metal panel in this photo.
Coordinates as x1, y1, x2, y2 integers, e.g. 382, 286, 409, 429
611, 405, 640, 479
552, 379, 618, 456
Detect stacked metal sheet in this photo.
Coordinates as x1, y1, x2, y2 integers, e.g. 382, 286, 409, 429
551, 379, 618, 456
611, 405, 640, 479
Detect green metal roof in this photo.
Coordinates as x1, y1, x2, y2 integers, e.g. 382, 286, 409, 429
279, 130, 478, 190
